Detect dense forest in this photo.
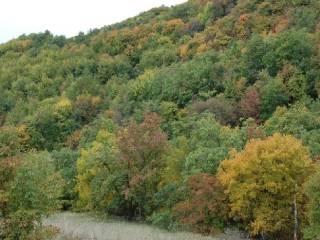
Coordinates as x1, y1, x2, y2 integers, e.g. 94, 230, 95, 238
0, 0, 320, 239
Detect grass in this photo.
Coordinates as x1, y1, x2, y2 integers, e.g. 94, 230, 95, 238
44, 212, 244, 240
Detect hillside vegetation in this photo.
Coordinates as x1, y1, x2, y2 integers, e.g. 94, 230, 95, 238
0, 0, 320, 239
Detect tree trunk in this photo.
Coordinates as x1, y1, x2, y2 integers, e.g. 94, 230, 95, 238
293, 184, 298, 240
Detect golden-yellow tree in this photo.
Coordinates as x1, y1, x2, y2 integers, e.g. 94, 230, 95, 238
218, 134, 312, 239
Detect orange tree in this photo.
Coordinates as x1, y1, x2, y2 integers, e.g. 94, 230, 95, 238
173, 173, 228, 235
117, 113, 168, 219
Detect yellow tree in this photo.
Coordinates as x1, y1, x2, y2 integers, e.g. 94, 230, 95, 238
218, 134, 312, 239
76, 130, 119, 210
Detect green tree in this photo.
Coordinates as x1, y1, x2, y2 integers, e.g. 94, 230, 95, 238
264, 104, 320, 158
263, 30, 314, 76
26, 97, 78, 150
139, 46, 179, 70
183, 113, 245, 175
76, 113, 168, 219
52, 148, 79, 209
241, 34, 267, 83
260, 75, 289, 120
304, 167, 320, 240
4, 152, 63, 239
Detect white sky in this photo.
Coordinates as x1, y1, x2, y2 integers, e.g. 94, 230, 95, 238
0, 0, 187, 43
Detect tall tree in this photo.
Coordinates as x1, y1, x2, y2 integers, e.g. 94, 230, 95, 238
218, 134, 312, 239
117, 113, 168, 218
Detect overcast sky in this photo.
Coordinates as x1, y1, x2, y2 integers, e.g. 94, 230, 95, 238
0, 0, 186, 43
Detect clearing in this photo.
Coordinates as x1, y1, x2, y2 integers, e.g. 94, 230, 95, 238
44, 212, 246, 240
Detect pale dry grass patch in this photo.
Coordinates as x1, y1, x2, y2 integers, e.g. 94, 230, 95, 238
44, 212, 243, 240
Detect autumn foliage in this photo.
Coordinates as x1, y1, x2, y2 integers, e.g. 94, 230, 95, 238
117, 113, 168, 218
218, 134, 312, 239
76, 113, 168, 218
173, 174, 228, 234
0, 0, 320, 239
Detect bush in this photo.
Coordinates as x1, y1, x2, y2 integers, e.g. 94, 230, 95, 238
148, 210, 178, 231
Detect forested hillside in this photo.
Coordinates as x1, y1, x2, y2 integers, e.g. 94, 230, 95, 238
0, 0, 320, 239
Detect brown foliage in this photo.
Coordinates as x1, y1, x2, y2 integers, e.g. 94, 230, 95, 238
117, 113, 168, 217
65, 129, 82, 149
190, 97, 238, 125
173, 174, 228, 235
272, 16, 290, 34
239, 88, 261, 120
239, 14, 250, 24
0, 156, 21, 218
117, 113, 168, 168
245, 122, 265, 140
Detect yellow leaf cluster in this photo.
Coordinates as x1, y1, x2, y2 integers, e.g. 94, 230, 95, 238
218, 133, 312, 236
54, 97, 72, 112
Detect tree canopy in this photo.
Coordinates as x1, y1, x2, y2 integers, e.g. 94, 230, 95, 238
0, 0, 320, 238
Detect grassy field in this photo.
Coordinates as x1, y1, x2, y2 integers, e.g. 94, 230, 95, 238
44, 212, 245, 240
